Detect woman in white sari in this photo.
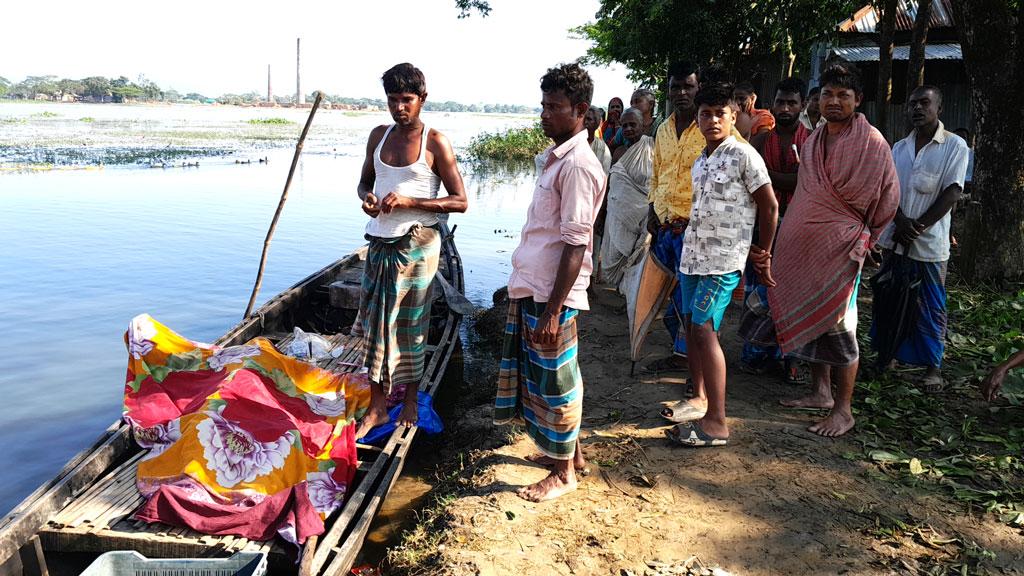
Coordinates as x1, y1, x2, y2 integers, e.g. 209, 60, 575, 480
600, 108, 654, 287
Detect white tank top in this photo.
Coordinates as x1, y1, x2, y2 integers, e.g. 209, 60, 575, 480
365, 124, 441, 238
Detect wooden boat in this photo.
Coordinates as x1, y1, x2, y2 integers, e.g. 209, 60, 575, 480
0, 222, 465, 576
622, 248, 677, 362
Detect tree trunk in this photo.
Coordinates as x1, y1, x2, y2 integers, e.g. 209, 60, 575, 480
906, 0, 933, 96
876, 0, 898, 138
953, 1, 1024, 281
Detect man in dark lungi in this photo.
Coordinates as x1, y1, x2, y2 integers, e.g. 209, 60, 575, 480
745, 64, 899, 437
354, 63, 467, 440
742, 77, 812, 382
871, 85, 969, 391
494, 63, 606, 502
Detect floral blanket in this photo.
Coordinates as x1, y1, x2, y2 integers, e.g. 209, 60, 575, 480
123, 314, 371, 545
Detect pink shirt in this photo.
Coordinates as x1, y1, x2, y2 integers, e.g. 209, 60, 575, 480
508, 129, 607, 311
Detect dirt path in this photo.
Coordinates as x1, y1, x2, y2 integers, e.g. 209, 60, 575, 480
387, 286, 1023, 576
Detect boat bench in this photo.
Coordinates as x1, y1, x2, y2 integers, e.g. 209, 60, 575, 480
37, 333, 372, 559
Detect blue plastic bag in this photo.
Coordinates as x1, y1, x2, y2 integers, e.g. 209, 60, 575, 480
357, 391, 443, 445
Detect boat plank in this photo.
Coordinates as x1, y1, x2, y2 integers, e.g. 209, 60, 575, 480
0, 422, 120, 531
0, 427, 132, 567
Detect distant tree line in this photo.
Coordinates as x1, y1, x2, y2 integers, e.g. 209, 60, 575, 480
0, 75, 538, 113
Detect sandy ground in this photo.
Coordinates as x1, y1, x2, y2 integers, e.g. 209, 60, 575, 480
389, 285, 1023, 576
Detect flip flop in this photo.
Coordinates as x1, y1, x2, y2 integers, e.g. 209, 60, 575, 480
660, 399, 706, 423
664, 422, 728, 447
782, 360, 807, 385
642, 356, 688, 374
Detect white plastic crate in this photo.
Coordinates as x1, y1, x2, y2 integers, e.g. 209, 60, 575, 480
79, 550, 267, 576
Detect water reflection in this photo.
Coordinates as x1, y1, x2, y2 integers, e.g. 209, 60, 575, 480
0, 102, 539, 514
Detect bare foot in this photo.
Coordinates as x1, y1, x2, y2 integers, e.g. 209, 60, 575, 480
525, 453, 588, 472
356, 403, 388, 439
808, 409, 855, 437
516, 470, 577, 502
780, 394, 834, 409
397, 399, 418, 428
921, 370, 944, 393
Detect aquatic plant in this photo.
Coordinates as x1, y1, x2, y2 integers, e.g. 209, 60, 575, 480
466, 122, 549, 162
247, 117, 293, 125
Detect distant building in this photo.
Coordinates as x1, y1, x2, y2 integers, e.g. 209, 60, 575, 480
810, 0, 969, 141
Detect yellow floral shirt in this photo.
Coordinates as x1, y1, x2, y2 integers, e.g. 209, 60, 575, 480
650, 113, 745, 223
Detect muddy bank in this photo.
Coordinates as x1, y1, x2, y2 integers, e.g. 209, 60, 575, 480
382, 285, 1022, 576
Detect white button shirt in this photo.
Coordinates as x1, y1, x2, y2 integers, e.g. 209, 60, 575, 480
877, 122, 969, 262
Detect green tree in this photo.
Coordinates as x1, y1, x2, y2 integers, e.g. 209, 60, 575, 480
81, 76, 112, 99
57, 78, 86, 98
952, 0, 1024, 280
454, 0, 490, 17
0, 76, 9, 97
574, 0, 857, 84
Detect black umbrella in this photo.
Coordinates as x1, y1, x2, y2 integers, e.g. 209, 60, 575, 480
870, 252, 923, 371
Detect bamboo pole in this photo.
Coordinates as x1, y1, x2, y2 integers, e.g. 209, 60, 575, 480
244, 91, 323, 319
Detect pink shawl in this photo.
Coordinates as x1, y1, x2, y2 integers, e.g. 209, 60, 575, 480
767, 113, 899, 352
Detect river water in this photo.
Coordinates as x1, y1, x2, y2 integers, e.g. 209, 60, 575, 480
0, 101, 537, 515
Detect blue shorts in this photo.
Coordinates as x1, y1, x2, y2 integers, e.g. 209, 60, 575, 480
678, 271, 742, 331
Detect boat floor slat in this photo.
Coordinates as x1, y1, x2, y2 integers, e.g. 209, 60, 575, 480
39, 457, 283, 558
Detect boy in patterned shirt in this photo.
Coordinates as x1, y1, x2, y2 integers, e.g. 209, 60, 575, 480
665, 83, 779, 447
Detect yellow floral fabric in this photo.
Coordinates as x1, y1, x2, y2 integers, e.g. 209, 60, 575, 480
123, 314, 371, 543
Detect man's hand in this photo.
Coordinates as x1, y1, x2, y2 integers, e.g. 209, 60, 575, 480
893, 213, 925, 246
980, 367, 1007, 402
362, 192, 381, 217
866, 248, 884, 268
380, 192, 411, 214
748, 246, 776, 287
528, 310, 560, 346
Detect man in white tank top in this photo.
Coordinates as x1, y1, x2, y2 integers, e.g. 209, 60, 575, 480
353, 63, 467, 441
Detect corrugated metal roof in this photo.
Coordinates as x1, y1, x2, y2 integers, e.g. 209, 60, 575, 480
839, 0, 956, 33
831, 42, 962, 62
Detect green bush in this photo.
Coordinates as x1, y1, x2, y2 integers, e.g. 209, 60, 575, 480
247, 117, 293, 125
466, 122, 549, 162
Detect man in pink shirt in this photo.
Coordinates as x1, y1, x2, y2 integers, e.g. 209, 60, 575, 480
494, 63, 607, 502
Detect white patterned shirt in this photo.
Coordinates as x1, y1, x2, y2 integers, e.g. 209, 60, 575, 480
680, 136, 771, 276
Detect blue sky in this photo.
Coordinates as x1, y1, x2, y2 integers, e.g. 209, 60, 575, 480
2, 0, 634, 106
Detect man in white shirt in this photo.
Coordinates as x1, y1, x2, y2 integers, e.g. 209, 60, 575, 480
871, 85, 969, 392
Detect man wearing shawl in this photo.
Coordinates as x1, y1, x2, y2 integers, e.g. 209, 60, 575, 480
600, 107, 653, 285
871, 85, 968, 392
494, 63, 606, 502
741, 77, 812, 380
756, 64, 899, 437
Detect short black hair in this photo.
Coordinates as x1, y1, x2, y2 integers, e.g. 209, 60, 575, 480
694, 82, 736, 110
540, 63, 594, 107
668, 61, 698, 82
911, 84, 943, 103
382, 63, 426, 97
775, 77, 807, 101
808, 85, 822, 97
820, 64, 863, 97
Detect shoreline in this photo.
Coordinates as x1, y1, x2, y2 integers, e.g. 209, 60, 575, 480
383, 284, 1024, 576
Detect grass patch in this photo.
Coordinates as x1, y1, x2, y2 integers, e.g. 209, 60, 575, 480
79, 117, 95, 123
466, 122, 549, 162
247, 117, 293, 125
852, 277, 1024, 532
31, 111, 60, 118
